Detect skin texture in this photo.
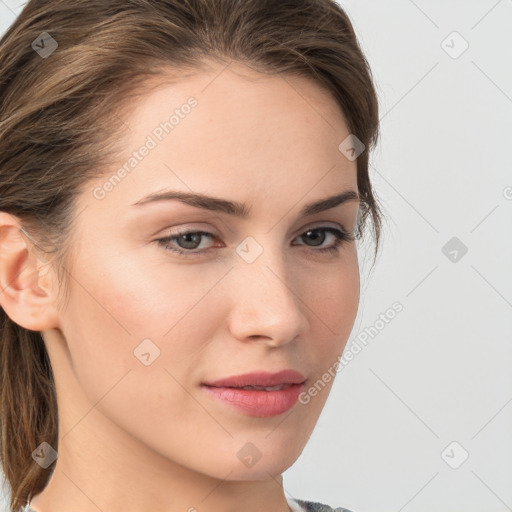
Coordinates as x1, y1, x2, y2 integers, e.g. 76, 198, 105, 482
0, 60, 360, 512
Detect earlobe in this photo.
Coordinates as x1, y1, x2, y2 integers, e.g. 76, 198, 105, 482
0, 212, 60, 332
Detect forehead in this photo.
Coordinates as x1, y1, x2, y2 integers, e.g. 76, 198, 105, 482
122, 59, 351, 150
83, 60, 357, 216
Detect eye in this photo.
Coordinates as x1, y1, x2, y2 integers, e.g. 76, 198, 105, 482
157, 230, 217, 255
293, 226, 355, 254
155, 225, 356, 259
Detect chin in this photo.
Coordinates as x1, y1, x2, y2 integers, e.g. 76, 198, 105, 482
225, 444, 300, 481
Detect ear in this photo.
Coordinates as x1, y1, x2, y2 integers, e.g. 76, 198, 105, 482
0, 212, 61, 331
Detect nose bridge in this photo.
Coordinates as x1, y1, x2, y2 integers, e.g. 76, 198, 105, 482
228, 234, 308, 343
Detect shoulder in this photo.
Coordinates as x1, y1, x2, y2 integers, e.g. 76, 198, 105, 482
291, 497, 356, 512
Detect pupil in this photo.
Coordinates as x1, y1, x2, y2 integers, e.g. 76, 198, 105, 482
180, 233, 200, 249
305, 229, 324, 246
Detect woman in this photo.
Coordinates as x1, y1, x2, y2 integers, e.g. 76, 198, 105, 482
0, 1, 383, 511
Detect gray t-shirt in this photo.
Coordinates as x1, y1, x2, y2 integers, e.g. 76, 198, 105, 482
289, 497, 354, 511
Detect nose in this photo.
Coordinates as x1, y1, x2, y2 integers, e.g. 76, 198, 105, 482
226, 240, 309, 347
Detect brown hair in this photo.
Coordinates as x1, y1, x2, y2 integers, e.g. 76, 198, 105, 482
0, 0, 384, 509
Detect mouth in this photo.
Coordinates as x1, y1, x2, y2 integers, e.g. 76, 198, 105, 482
200, 382, 306, 417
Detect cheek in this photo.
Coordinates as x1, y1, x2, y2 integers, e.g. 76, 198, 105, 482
294, 259, 359, 416
58, 256, 217, 446
306, 253, 360, 339
60, 252, 224, 399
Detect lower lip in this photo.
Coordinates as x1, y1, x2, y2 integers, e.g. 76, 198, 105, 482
201, 383, 304, 417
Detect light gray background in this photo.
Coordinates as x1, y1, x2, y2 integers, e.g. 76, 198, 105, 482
1, 1, 511, 511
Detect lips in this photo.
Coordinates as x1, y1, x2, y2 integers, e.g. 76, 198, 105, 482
202, 369, 306, 389
201, 376, 306, 417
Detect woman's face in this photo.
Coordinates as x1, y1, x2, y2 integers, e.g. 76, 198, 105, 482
46, 60, 361, 481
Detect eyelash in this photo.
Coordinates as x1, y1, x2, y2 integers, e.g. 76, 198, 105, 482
155, 226, 356, 259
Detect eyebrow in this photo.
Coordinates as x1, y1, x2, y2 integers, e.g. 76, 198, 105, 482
131, 189, 359, 218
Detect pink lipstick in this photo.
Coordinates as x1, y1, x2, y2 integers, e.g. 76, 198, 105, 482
201, 370, 306, 417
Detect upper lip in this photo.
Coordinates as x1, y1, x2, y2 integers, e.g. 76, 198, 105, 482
202, 370, 306, 388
